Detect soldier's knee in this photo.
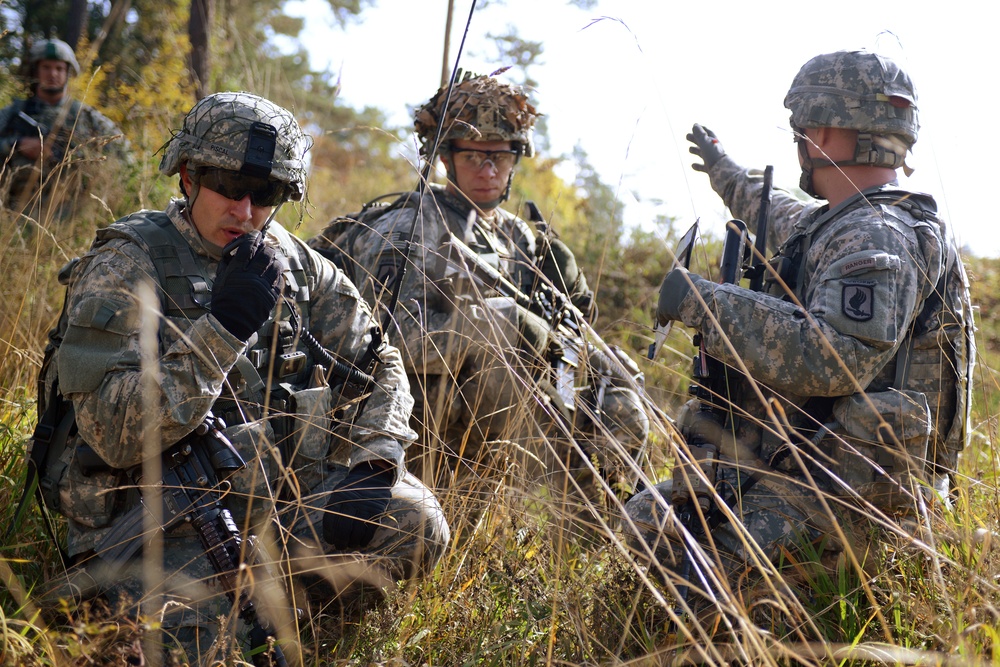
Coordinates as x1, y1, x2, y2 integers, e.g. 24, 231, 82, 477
622, 482, 680, 562
375, 472, 451, 578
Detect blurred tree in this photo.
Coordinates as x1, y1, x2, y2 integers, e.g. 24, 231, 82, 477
189, 0, 213, 98
66, 0, 89, 49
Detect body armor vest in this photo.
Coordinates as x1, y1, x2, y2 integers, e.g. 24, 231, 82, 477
96, 212, 320, 440
765, 188, 975, 470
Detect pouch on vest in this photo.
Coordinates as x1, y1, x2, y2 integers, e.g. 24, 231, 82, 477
830, 389, 931, 512
57, 445, 125, 529
280, 383, 333, 493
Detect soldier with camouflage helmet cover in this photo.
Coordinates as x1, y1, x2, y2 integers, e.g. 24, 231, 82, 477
309, 70, 652, 530
0, 37, 132, 219
625, 50, 974, 607
46, 91, 448, 664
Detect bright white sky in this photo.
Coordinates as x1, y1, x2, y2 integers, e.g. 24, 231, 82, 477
286, 0, 994, 256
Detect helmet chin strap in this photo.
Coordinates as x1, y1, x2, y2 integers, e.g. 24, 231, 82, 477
796, 130, 907, 197
796, 136, 819, 197
476, 171, 513, 211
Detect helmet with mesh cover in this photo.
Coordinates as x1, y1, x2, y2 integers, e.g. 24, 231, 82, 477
784, 50, 918, 172
29, 39, 80, 77
414, 69, 539, 158
159, 91, 311, 201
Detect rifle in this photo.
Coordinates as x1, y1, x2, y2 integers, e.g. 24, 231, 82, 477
85, 414, 287, 667
442, 228, 650, 409
442, 231, 586, 415
10, 103, 76, 162
666, 166, 773, 627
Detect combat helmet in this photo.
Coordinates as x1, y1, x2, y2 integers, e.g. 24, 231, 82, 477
159, 91, 311, 202
784, 50, 918, 193
29, 38, 81, 77
413, 70, 539, 158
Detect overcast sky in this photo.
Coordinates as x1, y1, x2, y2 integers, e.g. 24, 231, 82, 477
287, 0, 994, 256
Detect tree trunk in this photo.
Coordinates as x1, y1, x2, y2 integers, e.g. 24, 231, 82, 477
65, 0, 89, 50
189, 0, 214, 100
440, 0, 454, 88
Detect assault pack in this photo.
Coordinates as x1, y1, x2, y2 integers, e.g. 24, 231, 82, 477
308, 191, 416, 283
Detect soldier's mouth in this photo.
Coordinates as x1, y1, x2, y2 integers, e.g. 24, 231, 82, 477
222, 228, 249, 244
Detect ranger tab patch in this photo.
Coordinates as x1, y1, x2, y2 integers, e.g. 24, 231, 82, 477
842, 282, 874, 321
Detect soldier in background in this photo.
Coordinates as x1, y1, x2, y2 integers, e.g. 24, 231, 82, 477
0, 38, 131, 221
625, 50, 974, 616
310, 71, 651, 531
44, 92, 448, 664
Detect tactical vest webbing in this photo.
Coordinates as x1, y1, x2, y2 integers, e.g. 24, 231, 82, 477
96, 213, 320, 421
770, 188, 975, 463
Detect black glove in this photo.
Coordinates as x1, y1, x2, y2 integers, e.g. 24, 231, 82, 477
322, 462, 395, 550
656, 267, 701, 325
211, 232, 283, 340
540, 237, 579, 290
687, 124, 726, 173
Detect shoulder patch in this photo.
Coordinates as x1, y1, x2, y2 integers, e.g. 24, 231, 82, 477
840, 256, 878, 275
842, 281, 875, 321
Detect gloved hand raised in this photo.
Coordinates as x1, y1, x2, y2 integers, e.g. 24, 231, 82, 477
211, 232, 283, 340
657, 267, 702, 326
687, 124, 726, 173
322, 461, 395, 550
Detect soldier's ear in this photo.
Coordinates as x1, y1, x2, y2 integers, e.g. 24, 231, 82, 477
179, 162, 194, 198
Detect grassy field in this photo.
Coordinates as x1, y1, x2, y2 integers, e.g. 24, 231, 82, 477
2, 151, 1000, 667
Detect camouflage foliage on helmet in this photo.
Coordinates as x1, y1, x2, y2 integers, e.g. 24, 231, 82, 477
29, 39, 80, 77
783, 50, 919, 147
159, 92, 312, 201
413, 70, 539, 158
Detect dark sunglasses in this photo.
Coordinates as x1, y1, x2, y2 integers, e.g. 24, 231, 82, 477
195, 168, 290, 207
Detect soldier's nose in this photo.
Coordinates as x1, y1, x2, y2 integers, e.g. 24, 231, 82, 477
230, 194, 253, 221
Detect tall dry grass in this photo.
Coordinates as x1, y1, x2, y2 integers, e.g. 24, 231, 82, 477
1, 125, 1000, 667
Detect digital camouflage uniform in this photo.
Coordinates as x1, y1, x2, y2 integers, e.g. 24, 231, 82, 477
47, 92, 448, 664
626, 51, 974, 584
310, 74, 650, 510
0, 39, 131, 218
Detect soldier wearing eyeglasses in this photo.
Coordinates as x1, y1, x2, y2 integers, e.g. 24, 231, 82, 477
46, 91, 449, 664
310, 72, 651, 532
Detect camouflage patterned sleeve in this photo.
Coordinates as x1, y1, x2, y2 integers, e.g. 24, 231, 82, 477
675, 206, 942, 397
349, 194, 478, 376
708, 155, 824, 253
58, 237, 243, 469
80, 105, 133, 165
293, 233, 416, 473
